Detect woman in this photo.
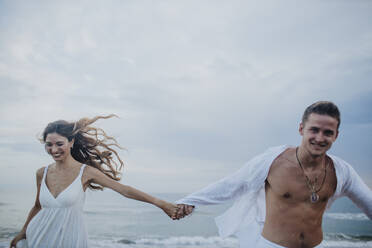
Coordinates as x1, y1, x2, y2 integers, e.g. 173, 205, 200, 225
10, 115, 178, 248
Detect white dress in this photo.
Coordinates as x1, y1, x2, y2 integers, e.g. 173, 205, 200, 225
25, 164, 89, 248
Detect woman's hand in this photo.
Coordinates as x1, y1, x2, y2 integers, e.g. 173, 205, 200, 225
156, 200, 179, 220
9, 232, 26, 248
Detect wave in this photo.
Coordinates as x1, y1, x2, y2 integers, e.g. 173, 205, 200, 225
324, 240, 372, 247
324, 212, 369, 221
0, 229, 18, 239
84, 208, 158, 216
115, 235, 372, 247
2, 235, 372, 248
325, 233, 372, 242
89, 236, 239, 248
116, 235, 372, 246
134, 236, 238, 246
90, 235, 372, 248
117, 239, 136, 244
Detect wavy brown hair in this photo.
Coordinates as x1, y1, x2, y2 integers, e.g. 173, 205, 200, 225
41, 115, 124, 190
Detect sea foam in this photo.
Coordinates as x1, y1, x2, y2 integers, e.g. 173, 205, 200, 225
325, 212, 369, 221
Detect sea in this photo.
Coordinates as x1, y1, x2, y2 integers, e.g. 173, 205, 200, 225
0, 187, 371, 248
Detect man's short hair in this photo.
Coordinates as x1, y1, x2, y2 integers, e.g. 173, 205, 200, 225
302, 101, 341, 129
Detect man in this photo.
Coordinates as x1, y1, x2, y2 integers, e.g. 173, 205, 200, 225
175, 101, 372, 248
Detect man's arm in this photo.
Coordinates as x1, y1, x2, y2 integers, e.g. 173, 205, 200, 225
175, 174, 248, 219
175, 146, 288, 219
176, 173, 248, 207
175, 147, 281, 207
344, 164, 372, 219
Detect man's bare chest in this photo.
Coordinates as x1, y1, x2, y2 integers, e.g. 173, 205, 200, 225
266, 158, 337, 204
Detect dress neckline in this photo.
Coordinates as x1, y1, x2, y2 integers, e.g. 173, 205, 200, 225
44, 164, 86, 200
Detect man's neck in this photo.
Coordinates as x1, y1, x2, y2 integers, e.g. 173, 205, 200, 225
297, 146, 326, 170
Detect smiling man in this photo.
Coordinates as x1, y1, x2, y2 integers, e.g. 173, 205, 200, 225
175, 101, 372, 248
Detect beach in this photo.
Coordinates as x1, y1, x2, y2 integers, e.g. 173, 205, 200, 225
1, 188, 371, 248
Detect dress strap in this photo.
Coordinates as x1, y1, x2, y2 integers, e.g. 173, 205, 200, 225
42, 165, 49, 183
78, 164, 87, 178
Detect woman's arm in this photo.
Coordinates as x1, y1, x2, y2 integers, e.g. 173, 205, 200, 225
84, 166, 178, 219
10, 167, 44, 248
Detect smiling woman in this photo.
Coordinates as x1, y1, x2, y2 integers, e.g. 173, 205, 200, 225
9, 115, 179, 248
41, 115, 123, 190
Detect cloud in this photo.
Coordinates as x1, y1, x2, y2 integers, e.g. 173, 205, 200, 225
0, 0, 371, 191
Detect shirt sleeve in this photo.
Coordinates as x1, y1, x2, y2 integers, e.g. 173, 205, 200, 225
343, 163, 372, 220
175, 170, 248, 206
176, 149, 272, 206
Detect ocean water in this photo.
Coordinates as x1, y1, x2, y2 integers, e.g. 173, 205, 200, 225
0, 188, 371, 248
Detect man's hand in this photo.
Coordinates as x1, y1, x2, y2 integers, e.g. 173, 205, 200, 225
9, 231, 26, 248
174, 204, 194, 220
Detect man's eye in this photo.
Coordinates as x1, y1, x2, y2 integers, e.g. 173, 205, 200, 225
324, 131, 334, 136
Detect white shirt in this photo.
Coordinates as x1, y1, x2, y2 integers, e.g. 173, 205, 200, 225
176, 145, 372, 246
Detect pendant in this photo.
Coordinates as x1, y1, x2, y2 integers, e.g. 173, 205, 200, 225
310, 192, 319, 203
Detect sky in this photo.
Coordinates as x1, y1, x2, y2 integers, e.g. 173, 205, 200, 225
0, 0, 371, 194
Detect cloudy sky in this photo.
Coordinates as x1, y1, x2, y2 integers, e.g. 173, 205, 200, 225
0, 0, 371, 194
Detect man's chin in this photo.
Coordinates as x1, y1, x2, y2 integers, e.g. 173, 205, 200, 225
309, 146, 329, 156
311, 151, 324, 157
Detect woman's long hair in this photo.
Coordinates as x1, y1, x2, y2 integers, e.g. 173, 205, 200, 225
41, 114, 124, 190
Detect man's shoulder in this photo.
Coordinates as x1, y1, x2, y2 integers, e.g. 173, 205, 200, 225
240, 145, 292, 178
328, 154, 353, 171
268, 147, 298, 175
264, 144, 291, 154
327, 154, 361, 188
244, 145, 290, 170
255, 144, 291, 161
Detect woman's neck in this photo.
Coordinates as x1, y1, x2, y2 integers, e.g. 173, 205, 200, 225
55, 155, 79, 170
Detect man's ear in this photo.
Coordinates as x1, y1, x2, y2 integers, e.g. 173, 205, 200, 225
335, 130, 339, 139
299, 122, 304, 136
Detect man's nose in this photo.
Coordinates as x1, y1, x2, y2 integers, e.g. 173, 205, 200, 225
315, 132, 325, 142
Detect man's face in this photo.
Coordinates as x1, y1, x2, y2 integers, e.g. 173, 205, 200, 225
299, 113, 339, 157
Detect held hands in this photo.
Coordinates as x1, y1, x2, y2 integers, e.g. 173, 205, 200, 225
158, 201, 194, 220
174, 204, 194, 220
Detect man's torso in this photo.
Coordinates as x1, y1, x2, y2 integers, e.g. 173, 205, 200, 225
262, 148, 337, 248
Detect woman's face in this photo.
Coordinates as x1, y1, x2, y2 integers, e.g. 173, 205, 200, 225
45, 132, 74, 161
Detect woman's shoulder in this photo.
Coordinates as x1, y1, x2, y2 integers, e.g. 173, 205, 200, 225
80, 164, 99, 178
35, 166, 47, 184
83, 165, 101, 175
36, 167, 45, 176
35, 163, 53, 178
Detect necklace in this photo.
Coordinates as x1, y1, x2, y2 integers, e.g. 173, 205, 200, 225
295, 147, 328, 203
